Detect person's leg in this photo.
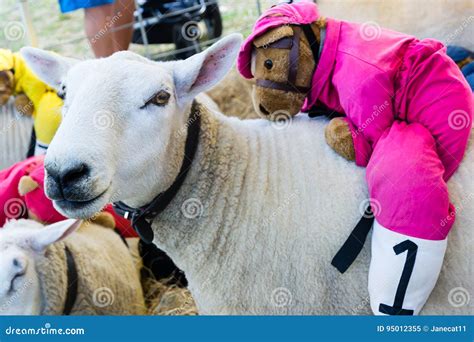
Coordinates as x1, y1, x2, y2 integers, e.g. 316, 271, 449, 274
84, 2, 115, 57
111, 0, 135, 51
366, 122, 453, 315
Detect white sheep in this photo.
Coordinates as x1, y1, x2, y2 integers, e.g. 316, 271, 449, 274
21, 35, 473, 315
0, 218, 146, 315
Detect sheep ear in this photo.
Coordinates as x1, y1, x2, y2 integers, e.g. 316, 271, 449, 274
31, 219, 82, 251
173, 33, 243, 107
20, 47, 77, 90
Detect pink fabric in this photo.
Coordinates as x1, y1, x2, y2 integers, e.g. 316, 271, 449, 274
237, 1, 473, 240
367, 122, 456, 240
0, 156, 137, 238
0, 156, 64, 225
237, 1, 320, 79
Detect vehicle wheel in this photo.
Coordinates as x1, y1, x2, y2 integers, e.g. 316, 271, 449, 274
203, 2, 223, 39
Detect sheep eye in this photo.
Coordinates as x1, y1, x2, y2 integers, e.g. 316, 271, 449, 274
142, 90, 170, 109
264, 59, 273, 70
154, 90, 170, 105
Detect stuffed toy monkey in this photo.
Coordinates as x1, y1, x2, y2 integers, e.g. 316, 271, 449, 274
237, 1, 472, 315
0, 49, 63, 155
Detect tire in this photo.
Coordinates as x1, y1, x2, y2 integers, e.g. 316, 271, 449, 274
203, 2, 223, 39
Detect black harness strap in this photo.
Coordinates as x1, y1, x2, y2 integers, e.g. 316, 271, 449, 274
301, 24, 320, 67
113, 100, 201, 244
288, 26, 301, 87
266, 37, 293, 49
256, 79, 311, 93
63, 246, 78, 315
331, 205, 375, 273
255, 23, 321, 95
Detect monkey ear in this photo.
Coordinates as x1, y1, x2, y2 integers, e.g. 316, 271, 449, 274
18, 176, 39, 196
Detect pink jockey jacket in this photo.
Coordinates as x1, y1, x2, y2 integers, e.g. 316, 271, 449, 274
238, 1, 472, 240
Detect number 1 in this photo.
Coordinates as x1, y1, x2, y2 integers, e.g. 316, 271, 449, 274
379, 239, 418, 315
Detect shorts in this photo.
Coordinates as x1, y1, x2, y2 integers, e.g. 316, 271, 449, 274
58, 0, 115, 13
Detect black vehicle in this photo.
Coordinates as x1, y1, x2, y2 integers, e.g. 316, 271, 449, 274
132, 0, 223, 59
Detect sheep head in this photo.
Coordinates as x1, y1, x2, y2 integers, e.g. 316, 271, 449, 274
20, 34, 243, 220
0, 219, 80, 315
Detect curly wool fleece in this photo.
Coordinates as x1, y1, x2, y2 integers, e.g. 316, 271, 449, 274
37, 222, 145, 315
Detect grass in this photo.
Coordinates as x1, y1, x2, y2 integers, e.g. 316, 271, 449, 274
0, 0, 275, 58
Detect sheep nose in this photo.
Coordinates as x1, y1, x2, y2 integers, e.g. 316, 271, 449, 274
45, 162, 90, 200
61, 163, 89, 186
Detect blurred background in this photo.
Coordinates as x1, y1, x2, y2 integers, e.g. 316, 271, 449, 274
1, 0, 471, 60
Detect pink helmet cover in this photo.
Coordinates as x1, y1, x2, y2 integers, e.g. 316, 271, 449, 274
237, 1, 320, 79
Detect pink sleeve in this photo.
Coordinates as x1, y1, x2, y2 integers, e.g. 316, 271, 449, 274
343, 117, 372, 167
332, 53, 397, 167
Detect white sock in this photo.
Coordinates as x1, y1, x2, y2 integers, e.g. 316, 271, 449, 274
368, 220, 447, 315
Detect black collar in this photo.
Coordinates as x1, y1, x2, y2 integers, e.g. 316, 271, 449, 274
63, 246, 78, 315
113, 100, 201, 244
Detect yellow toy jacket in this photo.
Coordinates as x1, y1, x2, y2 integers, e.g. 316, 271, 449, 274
0, 49, 62, 153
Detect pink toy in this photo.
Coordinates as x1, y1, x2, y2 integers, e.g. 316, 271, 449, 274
0, 155, 137, 238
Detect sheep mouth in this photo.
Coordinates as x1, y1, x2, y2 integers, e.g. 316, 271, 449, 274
54, 188, 110, 219
8, 272, 25, 294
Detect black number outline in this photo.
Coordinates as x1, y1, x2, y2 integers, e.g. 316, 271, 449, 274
379, 239, 418, 315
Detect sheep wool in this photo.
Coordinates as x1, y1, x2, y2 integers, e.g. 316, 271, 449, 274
37, 222, 145, 315
147, 102, 473, 315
